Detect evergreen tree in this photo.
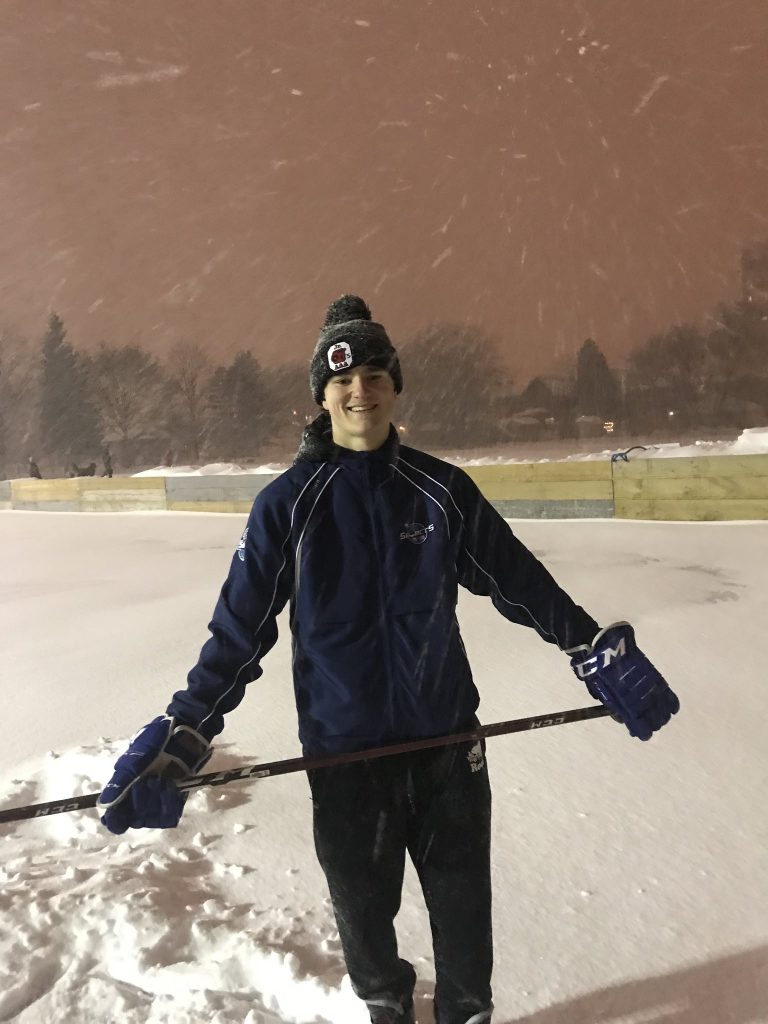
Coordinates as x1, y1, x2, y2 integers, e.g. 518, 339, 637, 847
39, 313, 101, 462
206, 351, 267, 458
519, 376, 554, 411
0, 327, 39, 478
0, 367, 5, 477
574, 338, 620, 420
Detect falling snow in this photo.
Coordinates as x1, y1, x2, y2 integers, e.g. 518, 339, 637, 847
633, 74, 672, 116
97, 66, 187, 89
0, 2, 766, 396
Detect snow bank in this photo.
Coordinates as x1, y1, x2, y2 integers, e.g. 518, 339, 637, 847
0, 743, 361, 1024
133, 462, 286, 478
448, 425, 768, 466
131, 427, 768, 476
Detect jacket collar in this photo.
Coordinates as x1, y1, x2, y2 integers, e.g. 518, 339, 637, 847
294, 411, 401, 469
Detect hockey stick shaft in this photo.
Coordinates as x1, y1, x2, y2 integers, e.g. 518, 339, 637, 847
0, 704, 611, 824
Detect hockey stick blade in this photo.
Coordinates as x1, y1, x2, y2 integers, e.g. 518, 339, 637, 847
0, 704, 611, 825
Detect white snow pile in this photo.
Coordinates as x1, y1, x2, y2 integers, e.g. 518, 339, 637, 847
131, 426, 768, 476
452, 425, 768, 466
0, 745, 358, 1024
133, 462, 286, 477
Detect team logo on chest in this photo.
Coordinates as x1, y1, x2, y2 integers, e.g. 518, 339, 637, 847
399, 522, 435, 545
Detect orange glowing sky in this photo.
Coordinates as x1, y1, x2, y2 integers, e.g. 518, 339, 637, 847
1, 1, 767, 379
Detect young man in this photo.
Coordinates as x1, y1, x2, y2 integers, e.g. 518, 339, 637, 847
99, 295, 680, 1024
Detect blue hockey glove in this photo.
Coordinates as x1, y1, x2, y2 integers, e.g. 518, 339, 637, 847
567, 622, 680, 741
98, 715, 211, 834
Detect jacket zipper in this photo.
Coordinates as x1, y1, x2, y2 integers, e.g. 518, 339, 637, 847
366, 467, 395, 734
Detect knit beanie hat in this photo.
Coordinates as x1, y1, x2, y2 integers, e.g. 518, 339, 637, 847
309, 295, 403, 405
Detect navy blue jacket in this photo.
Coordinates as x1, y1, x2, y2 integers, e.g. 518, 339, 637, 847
169, 421, 599, 754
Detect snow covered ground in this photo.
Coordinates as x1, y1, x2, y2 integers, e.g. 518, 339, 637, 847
1, 510, 767, 1023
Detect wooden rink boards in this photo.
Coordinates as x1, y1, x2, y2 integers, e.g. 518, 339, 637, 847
3, 454, 768, 520
613, 453, 768, 521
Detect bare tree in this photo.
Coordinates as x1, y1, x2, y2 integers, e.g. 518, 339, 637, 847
88, 343, 166, 443
703, 301, 768, 420
260, 361, 314, 444
625, 323, 707, 430
398, 324, 512, 446
163, 342, 214, 463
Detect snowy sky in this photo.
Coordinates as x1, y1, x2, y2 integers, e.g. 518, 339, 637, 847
2, 509, 767, 1022
1, 1, 767, 376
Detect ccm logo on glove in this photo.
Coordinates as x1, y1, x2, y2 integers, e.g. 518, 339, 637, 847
571, 635, 627, 679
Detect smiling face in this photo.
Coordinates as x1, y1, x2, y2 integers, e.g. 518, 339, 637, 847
321, 364, 397, 451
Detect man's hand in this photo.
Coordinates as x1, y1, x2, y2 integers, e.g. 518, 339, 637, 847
567, 623, 680, 741
98, 715, 211, 834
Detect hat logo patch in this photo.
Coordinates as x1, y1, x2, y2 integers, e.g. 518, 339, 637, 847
328, 341, 353, 371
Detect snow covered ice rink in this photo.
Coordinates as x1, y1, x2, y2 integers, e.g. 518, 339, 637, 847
1, 509, 767, 1023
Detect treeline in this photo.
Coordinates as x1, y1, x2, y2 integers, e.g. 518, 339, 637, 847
491, 296, 767, 447
0, 314, 314, 478
621, 301, 767, 433
0, 296, 766, 477
396, 297, 766, 449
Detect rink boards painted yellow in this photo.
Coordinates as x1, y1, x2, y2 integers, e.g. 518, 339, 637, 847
4, 453, 768, 520
9, 477, 166, 512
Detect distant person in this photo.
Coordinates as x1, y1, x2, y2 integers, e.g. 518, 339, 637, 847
102, 448, 113, 478
27, 456, 42, 479
98, 295, 680, 1024
162, 448, 174, 468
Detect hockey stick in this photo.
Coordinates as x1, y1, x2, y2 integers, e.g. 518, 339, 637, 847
0, 704, 611, 825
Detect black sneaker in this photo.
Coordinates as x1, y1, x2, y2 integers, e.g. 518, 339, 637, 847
368, 998, 415, 1023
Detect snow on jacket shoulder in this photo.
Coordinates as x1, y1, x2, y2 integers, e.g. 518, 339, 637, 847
168, 423, 598, 754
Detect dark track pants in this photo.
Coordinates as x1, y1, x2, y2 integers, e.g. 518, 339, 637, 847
308, 739, 493, 1024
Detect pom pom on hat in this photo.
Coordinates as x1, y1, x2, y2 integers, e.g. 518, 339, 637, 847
323, 294, 372, 327
309, 294, 402, 405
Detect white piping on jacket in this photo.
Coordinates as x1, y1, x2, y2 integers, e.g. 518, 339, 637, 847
396, 455, 561, 647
